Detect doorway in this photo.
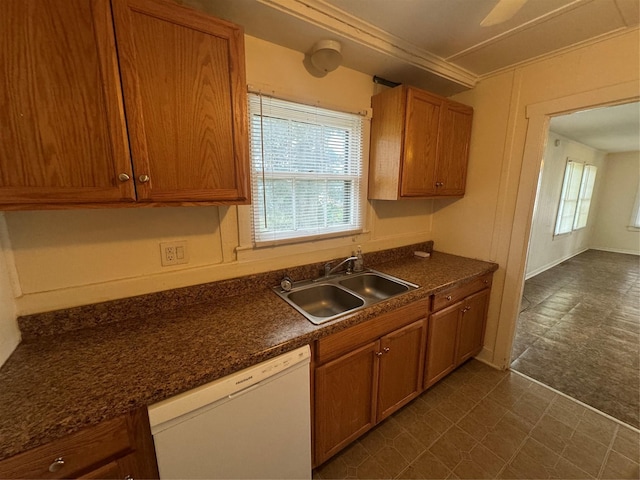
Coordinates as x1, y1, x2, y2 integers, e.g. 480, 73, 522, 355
509, 102, 640, 428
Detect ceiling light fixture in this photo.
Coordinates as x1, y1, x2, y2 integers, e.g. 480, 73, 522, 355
310, 40, 342, 73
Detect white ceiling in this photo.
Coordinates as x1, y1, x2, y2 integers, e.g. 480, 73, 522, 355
184, 0, 639, 95
550, 102, 640, 153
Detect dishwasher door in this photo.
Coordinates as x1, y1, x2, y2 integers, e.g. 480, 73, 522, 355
148, 346, 311, 479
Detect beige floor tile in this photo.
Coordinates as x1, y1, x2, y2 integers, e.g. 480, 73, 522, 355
375, 445, 409, 478
548, 457, 594, 479
469, 443, 506, 477
612, 426, 640, 462
392, 431, 426, 463
600, 450, 640, 479
314, 455, 350, 479
354, 456, 388, 479
518, 437, 559, 468
531, 413, 575, 451
481, 417, 528, 461
429, 426, 478, 469
561, 431, 609, 477
574, 415, 617, 447
546, 396, 585, 430
453, 459, 495, 479
508, 448, 552, 479
508, 393, 548, 426
398, 451, 452, 479
338, 441, 370, 468
436, 391, 479, 423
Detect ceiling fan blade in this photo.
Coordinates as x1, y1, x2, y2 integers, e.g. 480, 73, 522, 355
480, 0, 528, 27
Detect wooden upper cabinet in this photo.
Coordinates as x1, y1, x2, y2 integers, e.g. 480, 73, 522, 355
368, 85, 473, 200
0, 0, 249, 209
0, 0, 135, 205
111, 0, 250, 203
436, 102, 473, 196
400, 90, 442, 197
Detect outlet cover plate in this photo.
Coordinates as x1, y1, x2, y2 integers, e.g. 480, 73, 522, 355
160, 240, 189, 266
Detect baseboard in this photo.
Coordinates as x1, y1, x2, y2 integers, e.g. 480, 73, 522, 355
525, 247, 589, 280
589, 246, 640, 256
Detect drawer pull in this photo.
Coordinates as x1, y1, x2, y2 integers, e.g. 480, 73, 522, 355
446, 295, 452, 301
483, 279, 489, 285
49, 457, 65, 473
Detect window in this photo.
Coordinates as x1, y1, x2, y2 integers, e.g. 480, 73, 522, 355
248, 93, 364, 246
630, 188, 640, 230
554, 160, 597, 235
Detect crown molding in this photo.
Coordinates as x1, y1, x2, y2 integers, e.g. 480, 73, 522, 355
258, 0, 478, 88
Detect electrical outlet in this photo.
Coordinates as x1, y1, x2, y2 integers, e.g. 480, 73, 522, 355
160, 241, 189, 266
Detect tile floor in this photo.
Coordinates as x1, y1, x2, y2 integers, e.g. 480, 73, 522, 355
511, 250, 640, 428
313, 360, 640, 479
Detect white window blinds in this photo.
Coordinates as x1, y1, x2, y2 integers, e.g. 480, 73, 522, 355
248, 93, 364, 246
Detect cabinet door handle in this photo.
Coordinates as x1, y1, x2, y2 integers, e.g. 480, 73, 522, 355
435, 182, 444, 187
375, 351, 383, 357
462, 306, 471, 313
118, 173, 130, 182
48, 457, 65, 473
138, 174, 150, 183
124, 476, 134, 480
383, 347, 390, 353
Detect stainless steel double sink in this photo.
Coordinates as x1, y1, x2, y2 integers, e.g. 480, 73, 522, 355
273, 269, 419, 324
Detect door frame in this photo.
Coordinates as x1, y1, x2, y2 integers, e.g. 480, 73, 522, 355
492, 80, 640, 367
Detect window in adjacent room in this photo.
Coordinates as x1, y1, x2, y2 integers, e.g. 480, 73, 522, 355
554, 159, 597, 235
248, 93, 364, 246
629, 187, 640, 230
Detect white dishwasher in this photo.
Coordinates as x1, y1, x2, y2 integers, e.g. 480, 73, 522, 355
148, 345, 311, 479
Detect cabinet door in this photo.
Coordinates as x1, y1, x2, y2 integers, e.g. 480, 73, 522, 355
0, 0, 135, 206
456, 289, 490, 364
424, 302, 460, 388
377, 320, 426, 420
435, 102, 473, 196
314, 341, 379, 466
112, 0, 250, 203
399, 89, 443, 197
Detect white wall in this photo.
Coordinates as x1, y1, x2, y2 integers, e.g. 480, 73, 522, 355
435, 28, 639, 367
591, 151, 640, 254
3, 35, 434, 316
525, 132, 606, 278
0, 214, 20, 366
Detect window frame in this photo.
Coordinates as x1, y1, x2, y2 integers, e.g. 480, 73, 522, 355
554, 158, 597, 237
247, 92, 366, 247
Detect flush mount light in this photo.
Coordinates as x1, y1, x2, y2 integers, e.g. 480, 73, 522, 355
310, 40, 342, 73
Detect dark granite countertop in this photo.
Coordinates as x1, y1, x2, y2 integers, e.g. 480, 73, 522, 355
0, 244, 497, 461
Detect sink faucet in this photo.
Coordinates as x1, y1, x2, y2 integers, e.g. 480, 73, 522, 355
324, 256, 359, 277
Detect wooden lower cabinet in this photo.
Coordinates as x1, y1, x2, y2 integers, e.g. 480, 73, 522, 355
313, 304, 427, 467
377, 320, 425, 419
424, 283, 492, 389
0, 408, 158, 479
314, 342, 379, 464
457, 289, 490, 364
424, 303, 460, 388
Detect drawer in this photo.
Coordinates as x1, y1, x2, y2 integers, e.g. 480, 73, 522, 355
0, 415, 132, 479
432, 273, 492, 312
316, 299, 429, 365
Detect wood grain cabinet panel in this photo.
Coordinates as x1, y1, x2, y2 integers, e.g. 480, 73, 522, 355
0, 0, 249, 209
313, 304, 428, 467
424, 277, 492, 389
0, 0, 134, 205
314, 341, 379, 466
424, 303, 460, 388
368, 85, 473, 200
111, 0, 250, 203
456, 289, 490, 364
377, 320, 426, 420
0, 409, 158, 479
